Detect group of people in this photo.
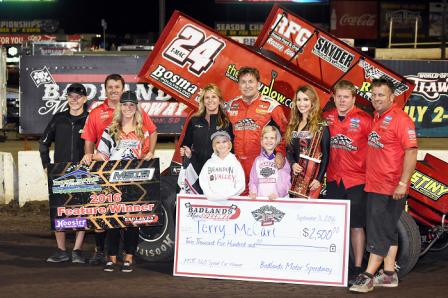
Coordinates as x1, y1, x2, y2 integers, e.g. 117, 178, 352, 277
40, 66, 418, 293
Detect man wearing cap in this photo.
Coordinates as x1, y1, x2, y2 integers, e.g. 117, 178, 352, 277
226, 67, 288, 193
39, 83, 89, 264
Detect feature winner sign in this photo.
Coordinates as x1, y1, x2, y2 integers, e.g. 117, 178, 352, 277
138, 11, 331, 112
255, 5, 414, 109
174, 195, 350, 287
47, 159, 161, 231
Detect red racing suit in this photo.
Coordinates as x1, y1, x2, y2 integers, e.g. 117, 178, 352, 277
226, 94, 288, 192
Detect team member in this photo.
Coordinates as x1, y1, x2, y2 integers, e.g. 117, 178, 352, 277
80, 74, 157, 265
323, 80, 372, 284
39, 83, 88, 264
249, 126, 291, 199
92, 91, 154, 273
285, 85, 330, 198
180, 83, 233, 193
199, 131, 245, 201
350, 79, 418, 293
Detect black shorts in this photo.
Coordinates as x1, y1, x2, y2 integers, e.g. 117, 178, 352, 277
326, 181, 366, 228
366, 192, 406, 257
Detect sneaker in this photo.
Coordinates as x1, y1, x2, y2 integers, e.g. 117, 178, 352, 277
89, 251, 106, 265
373, 269, 399, 287
71, 250, 86, 264
349, 273, 374, 293
348, 267, 363, 287
103, 261, 117, 272
121, 262, 134, 273
47, 249, 70, 263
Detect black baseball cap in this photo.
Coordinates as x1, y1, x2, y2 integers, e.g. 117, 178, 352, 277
67, 83, 87, 96
120, 90, 138, 104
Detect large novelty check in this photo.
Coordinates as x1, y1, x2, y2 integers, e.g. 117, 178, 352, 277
174, 195, 350, 287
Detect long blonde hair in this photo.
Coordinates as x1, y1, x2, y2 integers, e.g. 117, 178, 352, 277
109, 103, 145, 142
194, 83, 229, 129
285, 85, 323, 144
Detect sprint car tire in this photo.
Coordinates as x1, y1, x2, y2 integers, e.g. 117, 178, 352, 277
136, 175, 177, 262
396, 211, 421, 278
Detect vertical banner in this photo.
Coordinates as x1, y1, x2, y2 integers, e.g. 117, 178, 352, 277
174, 195, 350, 286
380, 59, 448, 137
48, 159, 162, 231
255, 5, 415, 109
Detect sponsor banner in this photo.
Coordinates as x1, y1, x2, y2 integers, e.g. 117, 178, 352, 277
379, 59, 448, 137
379, 2, 429, 40
32, 42, 80, 56
138, 11, 331, 114
330, 1, 378, 39
19, 55, 190, 135
0, 20, 59, 34
48, 159, 162, 231
255, 5, 414, 109
215, 23, 263, 36
174, 194, 350, 286
0, 34, 56, 45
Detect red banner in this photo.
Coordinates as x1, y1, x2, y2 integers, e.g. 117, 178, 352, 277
255, 5, 415, 108
0, 34, 56, 45
138, 11, 331, 113
330, 1, 378, 39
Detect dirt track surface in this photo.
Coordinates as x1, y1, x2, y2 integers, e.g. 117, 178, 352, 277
1, 203, 448, 298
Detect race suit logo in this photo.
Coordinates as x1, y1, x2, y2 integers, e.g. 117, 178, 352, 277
52, 165, 101, 194
330, 134, 358, 151
30, 66, 55, 87
252, 205, 285, 226
234, 118, 260, 131
406, 73, 448, 101
410, 170, 448, 201
312, 36, 355, 72
185, 203, 241, 221
109, 168, 155, 183
367, 131, 384, 148
150, 65, 198, 99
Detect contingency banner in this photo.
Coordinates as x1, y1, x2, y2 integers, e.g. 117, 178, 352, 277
19, 55, 189, 135
255, 5, 415, 109
174, 195, 350, 287
380, 59, 448, 137
48, 159, 162, 231
138, 11, 331, 113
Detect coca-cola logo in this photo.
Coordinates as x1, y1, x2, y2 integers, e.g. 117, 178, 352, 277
339, 14, 376, 27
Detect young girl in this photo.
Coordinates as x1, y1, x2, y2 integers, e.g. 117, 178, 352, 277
93, 90, 155, 273
249, 126, 291, 200
285, 85, 330, 199
199, 131, 245, 201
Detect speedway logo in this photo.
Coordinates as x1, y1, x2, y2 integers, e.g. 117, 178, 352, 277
406, 73, 448, 101
312, 36, 355, 72
330, 134, 358, 151
252, 205, 285, 227
234, 118, 260, 131
358, 60, 409, 96
109, 168, 155, 183
410, 170, 448, 201
185, 203, 241, 221
30, 66, 55, 87
151, 65, 198, 99
52, 165, 101, 194
367, 131, 384, 148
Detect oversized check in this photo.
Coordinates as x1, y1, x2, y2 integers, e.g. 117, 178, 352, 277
174, 195, 350, 287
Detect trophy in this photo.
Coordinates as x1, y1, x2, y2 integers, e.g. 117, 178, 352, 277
289, 125, 324, 199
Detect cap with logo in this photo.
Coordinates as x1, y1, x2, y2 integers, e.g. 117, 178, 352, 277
210, 130, 231, 141
67, 83, 87, 96
120, 90, 138, 104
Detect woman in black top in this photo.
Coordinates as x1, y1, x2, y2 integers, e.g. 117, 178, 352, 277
180, 83, 233, 193
285, 85, 330, 198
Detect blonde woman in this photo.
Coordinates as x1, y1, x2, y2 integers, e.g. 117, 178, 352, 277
285, 85, 330, 198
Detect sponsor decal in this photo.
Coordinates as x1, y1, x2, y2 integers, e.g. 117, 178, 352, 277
330, 134, 358, 151
292, 130, 313, 139
251, 205, 285, 227
312, 36, 355, 72
411, 170, 448, 201
234, 118, 260, 131
52, 165, 101, 194
408, 128, 417, 140
150, 64, 198, 98
109, 168, 155, 183
406, 73, 448, 102
271, 13, 313, 48
256, 108, 269, 114
54, 218, 87, 230
57, 203, 156, 217
124, 214, 159, 225
349, 117, 360, 129
367, 131, 383, 148
358, 60, 409, 96
30, 66, 55, 87
185, 203, 241, 221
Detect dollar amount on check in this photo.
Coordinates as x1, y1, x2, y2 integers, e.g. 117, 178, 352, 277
174, 195, 350, 287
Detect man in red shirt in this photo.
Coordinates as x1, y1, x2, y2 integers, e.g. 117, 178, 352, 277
226, 67, 288, 193
350, 79, 417, 293
323, 80, 372, 284
80, 74, 157, 265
